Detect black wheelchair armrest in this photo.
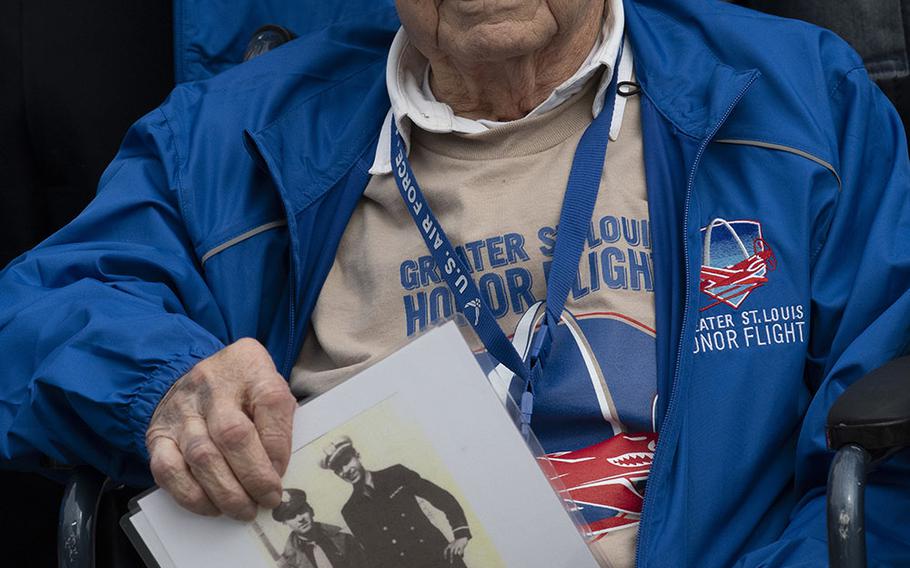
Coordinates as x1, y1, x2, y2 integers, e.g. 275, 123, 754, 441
58, 467, 110, 568
825, 356, 910, 568
827, 356, 910, 454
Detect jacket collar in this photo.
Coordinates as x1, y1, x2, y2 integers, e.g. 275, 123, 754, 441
242, 6, 399, 216
244, 72, 390, 216
623, 0, 760, 141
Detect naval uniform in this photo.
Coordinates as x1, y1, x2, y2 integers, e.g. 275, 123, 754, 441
341, 465, 472, 568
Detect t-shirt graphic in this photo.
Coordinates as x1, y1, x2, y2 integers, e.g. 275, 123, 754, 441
459, 227, 658, 537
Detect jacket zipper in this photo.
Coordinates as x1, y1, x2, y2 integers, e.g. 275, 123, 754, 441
276, 203, 298, 379
242, 131, 300, 379
635, 73, 758, 568
282, 280, 296, 378
277, 154, 374, 379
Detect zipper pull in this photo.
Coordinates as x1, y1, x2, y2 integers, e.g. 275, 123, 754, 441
519, 387, 535, 441
529, 323, 550, 367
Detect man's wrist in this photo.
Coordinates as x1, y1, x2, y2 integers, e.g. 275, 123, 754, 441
452, 526, 472, 540
130, 347, 222, 460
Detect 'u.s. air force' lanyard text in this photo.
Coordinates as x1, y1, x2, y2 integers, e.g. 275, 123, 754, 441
394, 139, 469, 296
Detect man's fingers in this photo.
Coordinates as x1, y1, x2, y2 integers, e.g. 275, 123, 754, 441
442, 540, 466, 563
148, 436, 218, 516
147, 338, 292, 519
250, 378, 296, 476
209, 406, 282, 509
180, 418, 258, 521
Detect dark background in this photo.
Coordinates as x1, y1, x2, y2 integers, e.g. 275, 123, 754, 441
0, 0, 174, 267
0, 1, 174, 565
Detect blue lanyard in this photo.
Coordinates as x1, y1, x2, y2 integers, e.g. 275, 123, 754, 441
390, 46, 623, 404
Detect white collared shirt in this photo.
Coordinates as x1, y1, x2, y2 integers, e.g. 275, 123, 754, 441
369, 0, 632, 175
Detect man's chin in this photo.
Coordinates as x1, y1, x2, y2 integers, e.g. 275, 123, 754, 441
440, 24, 556, 62
440, 0, 542, 23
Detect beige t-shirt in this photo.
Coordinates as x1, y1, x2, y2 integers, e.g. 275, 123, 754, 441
294, 84, 655, 568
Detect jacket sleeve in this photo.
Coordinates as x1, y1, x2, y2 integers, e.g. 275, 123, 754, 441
734, 67, 910, 565
404, 466, 472, 540
0, 105, 227, 486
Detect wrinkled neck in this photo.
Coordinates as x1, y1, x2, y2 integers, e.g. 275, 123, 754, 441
426, 5, 605, 121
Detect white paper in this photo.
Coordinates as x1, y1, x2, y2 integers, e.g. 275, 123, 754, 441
127, 510, 177, 568
136, 323, 598, 568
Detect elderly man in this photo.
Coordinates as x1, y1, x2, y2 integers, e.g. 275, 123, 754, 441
271, 488, 366, 568
320, 436, 472, 568
0, 0, 909, 567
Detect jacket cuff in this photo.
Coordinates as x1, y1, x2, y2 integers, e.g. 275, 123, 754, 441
127, 346, 222, 461
452, 526, 472, 540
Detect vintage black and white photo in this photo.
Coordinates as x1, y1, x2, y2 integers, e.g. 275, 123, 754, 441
252, 399, 498, 568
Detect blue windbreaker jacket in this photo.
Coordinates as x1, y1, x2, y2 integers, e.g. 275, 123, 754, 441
1, 0, 908, 566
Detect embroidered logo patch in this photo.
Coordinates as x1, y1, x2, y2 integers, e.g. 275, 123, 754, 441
699, 219, 776, 312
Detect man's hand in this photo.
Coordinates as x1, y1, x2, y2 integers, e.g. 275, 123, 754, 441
146, 338, 297, 520
443, 536, 470, 563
